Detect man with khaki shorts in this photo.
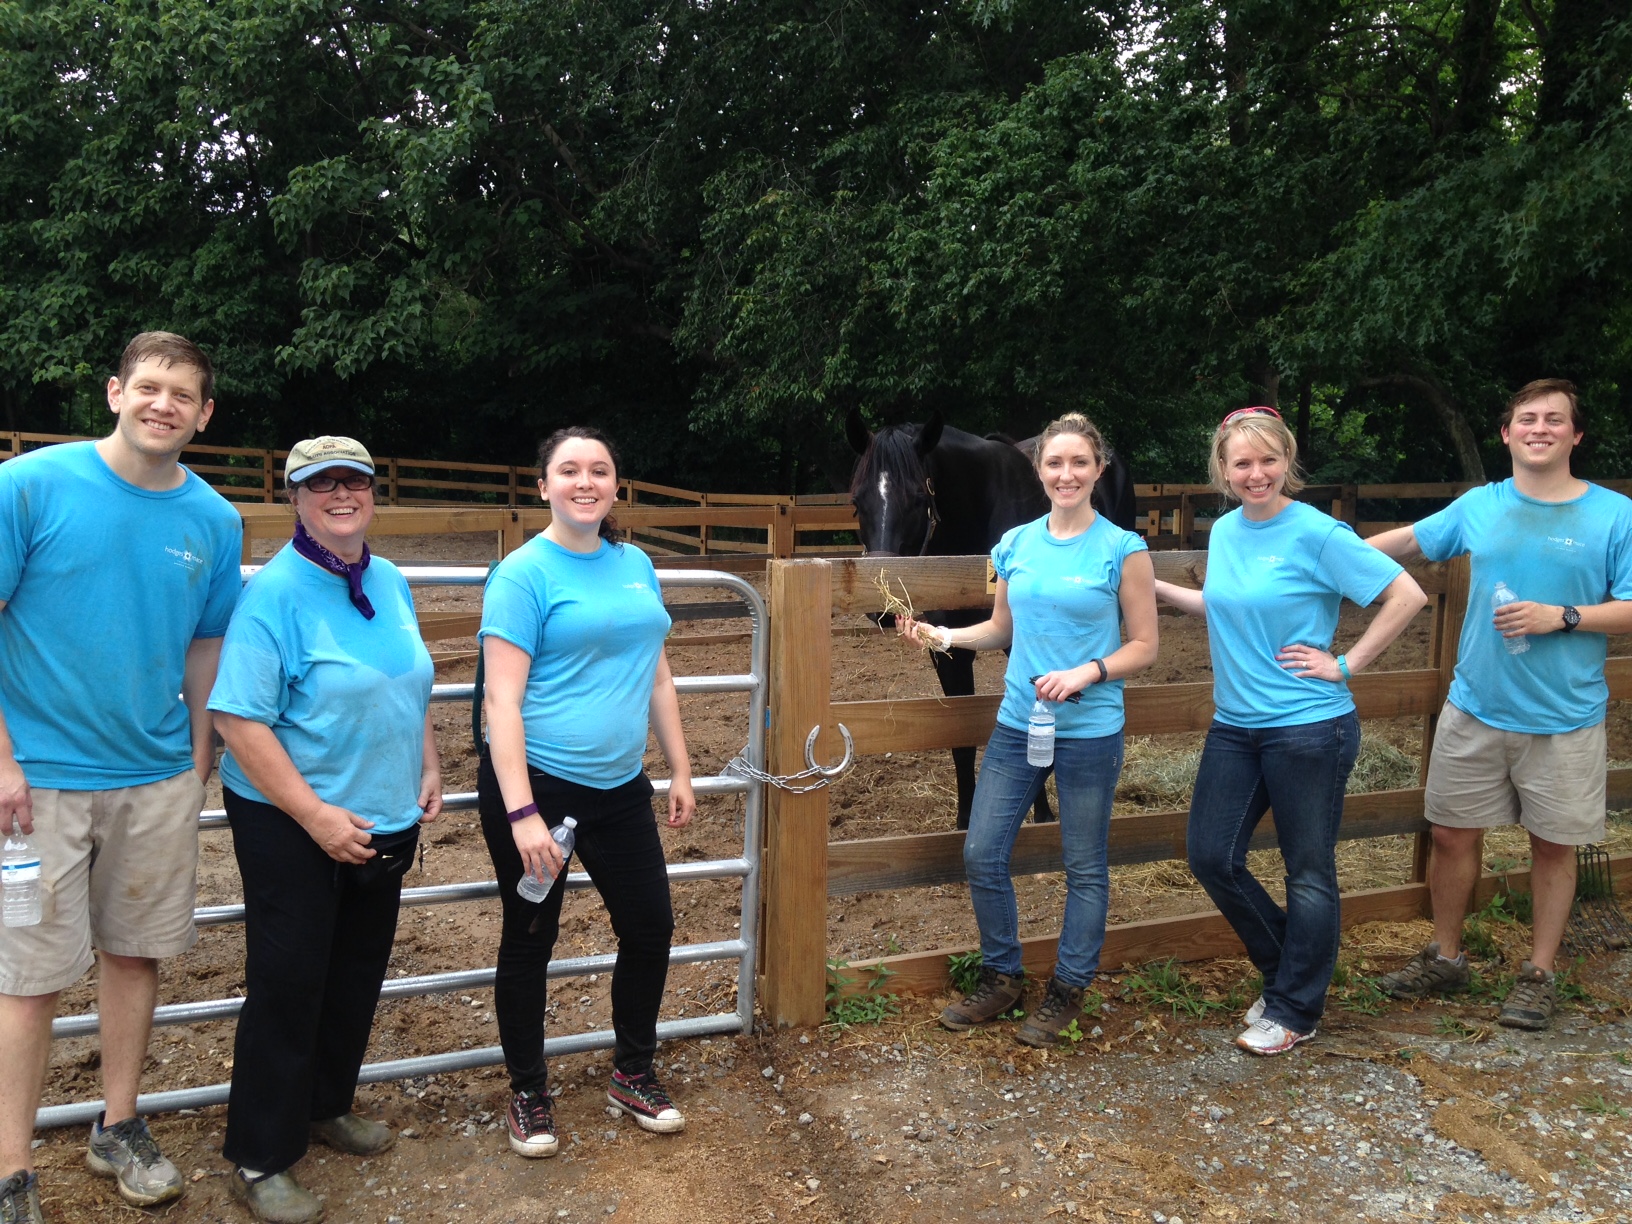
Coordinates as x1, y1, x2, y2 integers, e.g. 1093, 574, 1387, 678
1368, 379, 1632, 1030
0, 334, 242, 1219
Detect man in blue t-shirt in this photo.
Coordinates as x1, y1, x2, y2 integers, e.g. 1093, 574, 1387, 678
0, 333, 243, 1219
1368, 379, 1632, 1032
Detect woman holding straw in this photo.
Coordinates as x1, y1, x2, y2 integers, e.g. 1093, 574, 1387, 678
900, 412, 1157, 1047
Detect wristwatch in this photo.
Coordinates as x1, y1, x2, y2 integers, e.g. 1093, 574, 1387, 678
1561, 605, 1581, 633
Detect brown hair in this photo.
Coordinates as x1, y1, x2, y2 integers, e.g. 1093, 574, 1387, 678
538, 426, 622, 544
1033, 412, 1107, 468
117, 332, 214, 403
1501, 378, 1581, 432
1210, 412, 1306, 499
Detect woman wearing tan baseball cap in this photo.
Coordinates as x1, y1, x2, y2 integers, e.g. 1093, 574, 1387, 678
207, 436, 441, 1222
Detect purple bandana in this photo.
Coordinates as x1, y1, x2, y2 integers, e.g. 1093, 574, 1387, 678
292, 520, 375, 619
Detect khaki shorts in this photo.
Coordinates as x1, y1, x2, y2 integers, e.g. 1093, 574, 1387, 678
0, 770, 206, 995
1425, 702, 1606, 846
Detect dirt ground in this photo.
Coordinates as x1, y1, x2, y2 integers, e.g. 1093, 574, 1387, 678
30, 535, 1632, 1223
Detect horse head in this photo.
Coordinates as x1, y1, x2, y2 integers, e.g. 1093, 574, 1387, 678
846, 408, 944, 556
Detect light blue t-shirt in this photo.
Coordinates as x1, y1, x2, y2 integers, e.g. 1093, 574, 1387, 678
0, 441, 242, 790
1204, 501, 1403, 729
480, 536, 671, 788
209, 546, 434, 833
992, 514, 1147, 738
1415, 480, 1632, 734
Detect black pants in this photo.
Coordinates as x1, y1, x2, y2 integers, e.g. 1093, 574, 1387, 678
222, 790, 417, 1174
477, 753, 674, 1092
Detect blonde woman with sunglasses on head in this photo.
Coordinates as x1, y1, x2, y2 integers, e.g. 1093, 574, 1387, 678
1153, 407, 1425, 1055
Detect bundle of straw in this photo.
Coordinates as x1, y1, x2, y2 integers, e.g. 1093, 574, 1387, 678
875, 569, 950, 653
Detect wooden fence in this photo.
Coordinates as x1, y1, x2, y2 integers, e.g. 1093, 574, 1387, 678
10, 429, 1630, 556
755, 553, 1632, 1027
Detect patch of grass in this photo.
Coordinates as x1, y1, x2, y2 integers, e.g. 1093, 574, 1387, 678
1433, 1015, 1485, 1042
1335, 976, 1389, 1015
1123, 959, 1227, 1020
1556, 962, 1593, 1005
824, 959, 900, 1031
1577, 1092, 1629, 1119
946, 949, 983, 997
1466, 969, 1513, 1002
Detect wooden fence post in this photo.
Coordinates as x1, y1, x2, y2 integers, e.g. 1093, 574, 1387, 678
771, 504, 794, 558
760, 560, 833, 1027
1414, 554, 1470, 882
502, 510, 524, 556
260, 450, 273, 503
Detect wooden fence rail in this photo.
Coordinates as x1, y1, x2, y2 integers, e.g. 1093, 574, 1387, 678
757, 552, 1632, 1027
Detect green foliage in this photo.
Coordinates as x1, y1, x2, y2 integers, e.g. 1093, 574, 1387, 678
947, 949, 984, 997
824, 958, 900, 1030
1576, 1092, 1628, 1119
1331, 959, 1387, 1015
1122, 959, 1226, 1020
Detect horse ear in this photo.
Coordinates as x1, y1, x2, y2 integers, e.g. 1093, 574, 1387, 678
844, 407, 872, 456
915, 411, 944, 456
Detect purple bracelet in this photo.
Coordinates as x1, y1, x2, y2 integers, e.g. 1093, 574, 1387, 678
506, 802, 539, 824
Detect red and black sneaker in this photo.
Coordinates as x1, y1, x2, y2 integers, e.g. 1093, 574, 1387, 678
506, 1088, 560, 1158
607, 1069, 686, 1134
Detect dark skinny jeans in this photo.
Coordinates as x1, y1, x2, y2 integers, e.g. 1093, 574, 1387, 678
222, 791, 418, 1175
477, 753, 674, 1093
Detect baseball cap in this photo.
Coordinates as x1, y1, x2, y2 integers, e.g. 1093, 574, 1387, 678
285, 436, 375, 485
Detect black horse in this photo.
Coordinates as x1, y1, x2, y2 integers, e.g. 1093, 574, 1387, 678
846, 409, 1138, 829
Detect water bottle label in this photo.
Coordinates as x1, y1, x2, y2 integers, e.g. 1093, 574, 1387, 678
2, 861, 40, 884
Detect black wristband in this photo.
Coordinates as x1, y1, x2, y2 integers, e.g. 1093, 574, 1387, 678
1091, 658, 1108, 684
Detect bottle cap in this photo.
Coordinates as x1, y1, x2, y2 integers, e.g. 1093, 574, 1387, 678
562, 816, 578, 828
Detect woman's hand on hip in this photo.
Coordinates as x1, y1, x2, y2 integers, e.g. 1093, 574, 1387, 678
667, 776, 696, 829
311, 803, 377, 863
1276, 644, 1343, 683
511, 813, 565, 883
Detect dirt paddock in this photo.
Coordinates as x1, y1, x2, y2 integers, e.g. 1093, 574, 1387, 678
31, 536, 1632, 1223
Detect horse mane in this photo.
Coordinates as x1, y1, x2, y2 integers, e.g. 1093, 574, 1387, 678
849, 424, 929, 500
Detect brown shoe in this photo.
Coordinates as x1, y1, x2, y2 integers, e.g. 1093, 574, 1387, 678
940, 967, 1022, 1031
1016, 978, 1087, 1047
1497, 962, 1556, 1031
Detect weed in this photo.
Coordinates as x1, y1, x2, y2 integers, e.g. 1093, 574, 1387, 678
884, 932, 902, 955
1080, 988, 1104, 1016
1335, 976, 1388, 1016
1556, 963, 1593, 1005
1433, 1015, 1485, 1042
1061, 1019, 1087, 1044
1123, 959, 1226, 1020
1466, 969, 1513, 1002
1613, 1052, 1631, 1068
824, 959, 900, 1030
946, 949, 984, 997
1577, 1092, 1629, 1119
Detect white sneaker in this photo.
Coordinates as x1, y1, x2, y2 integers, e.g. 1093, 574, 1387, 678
1244, 995, 1266, 1025
1235, 1017, 1314, 1056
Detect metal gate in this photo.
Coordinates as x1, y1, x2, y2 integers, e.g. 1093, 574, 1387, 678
37, 566, 767, 1128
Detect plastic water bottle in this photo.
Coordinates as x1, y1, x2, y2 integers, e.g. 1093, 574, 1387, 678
1026, 700, 1056, 767
3, 821, 41, 928
516, 817, 577, 901
1491, 581, 1530, 655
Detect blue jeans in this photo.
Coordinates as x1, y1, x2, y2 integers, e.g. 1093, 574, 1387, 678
963, 723, 1123, 988
1186, 713, 1360, 1034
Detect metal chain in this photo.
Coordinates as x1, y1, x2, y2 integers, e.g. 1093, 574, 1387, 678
722, 748, 843, 794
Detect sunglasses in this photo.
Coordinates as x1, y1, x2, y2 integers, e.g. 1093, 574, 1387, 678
1220, 406, 1283, 427
298, 472, 375, 493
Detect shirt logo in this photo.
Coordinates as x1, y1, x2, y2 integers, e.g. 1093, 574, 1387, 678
623, 581, 650, 592
1546, 534, 1586, 551
165, 545, 205, 571
1258, 554, 1284, 566
1058, 575, 1088, 586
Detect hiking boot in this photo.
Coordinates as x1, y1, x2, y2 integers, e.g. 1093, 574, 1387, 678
0, 1170, 42, 1224
939, 967, 1023, 1031
228, 1169, 324, 1224
608, 1069, 685, 1134
506, 1088, 560, 1158
1235, 1017, 1315, 1056
1498, 962, 1556, 1031
1016, 978, 1087, 1047
85, 1112, 183, 1206
310, 1113, 394, 1156
1375, 942, 1469, 999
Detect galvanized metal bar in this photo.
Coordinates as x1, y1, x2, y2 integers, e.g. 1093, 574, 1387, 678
36, 1012, 745, 1129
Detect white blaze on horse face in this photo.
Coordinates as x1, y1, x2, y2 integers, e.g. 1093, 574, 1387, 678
876, 471, 890, 546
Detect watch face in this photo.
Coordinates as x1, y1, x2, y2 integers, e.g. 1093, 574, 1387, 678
1563, 606, 1582, 631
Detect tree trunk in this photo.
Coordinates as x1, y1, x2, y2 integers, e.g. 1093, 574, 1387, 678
1355, 374, 1487, 483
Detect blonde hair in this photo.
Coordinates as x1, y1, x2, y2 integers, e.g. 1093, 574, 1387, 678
1034, 412, 1107, 468
1210, 412, 1306, 499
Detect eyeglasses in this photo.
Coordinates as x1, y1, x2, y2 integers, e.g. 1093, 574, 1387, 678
298, 472, 375, 493
1220, 406, 1283, 427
